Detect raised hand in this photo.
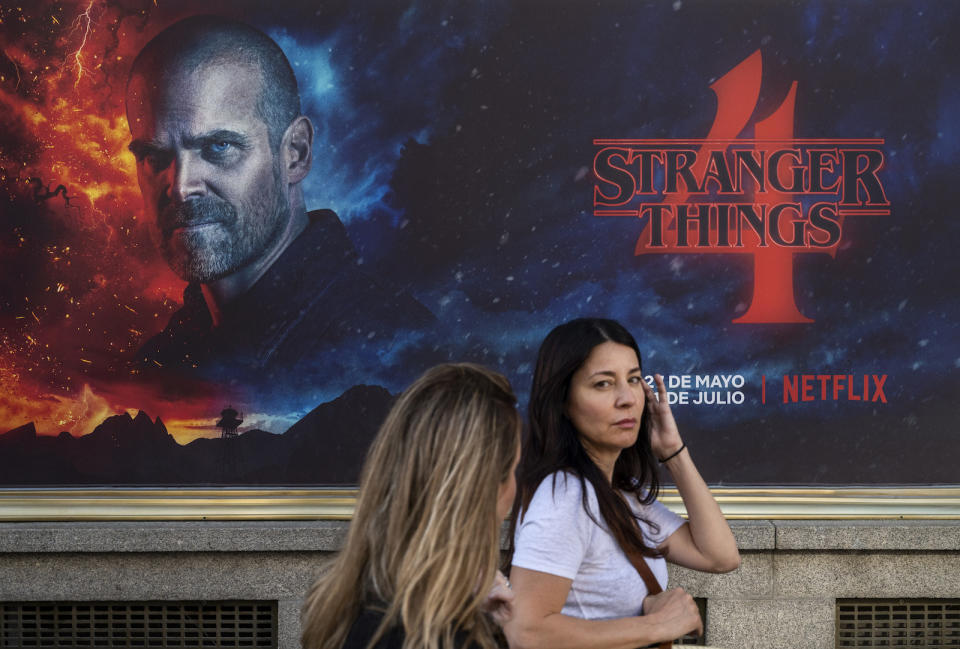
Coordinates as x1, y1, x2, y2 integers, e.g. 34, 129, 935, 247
642, 373, 684, 461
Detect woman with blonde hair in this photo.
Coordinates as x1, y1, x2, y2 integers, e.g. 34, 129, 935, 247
301, 363, 521, 649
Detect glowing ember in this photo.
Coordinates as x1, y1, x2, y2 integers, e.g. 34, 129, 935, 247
0, 1, 223, 441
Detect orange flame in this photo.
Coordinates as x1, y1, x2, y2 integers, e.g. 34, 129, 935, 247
0, 0, 192, 439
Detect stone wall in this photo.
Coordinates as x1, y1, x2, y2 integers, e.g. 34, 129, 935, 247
677, 520, 960, 648
1, 520, 958, 648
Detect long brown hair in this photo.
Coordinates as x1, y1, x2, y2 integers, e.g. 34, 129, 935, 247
302, 363, 521, 649
511, 318, 662, 560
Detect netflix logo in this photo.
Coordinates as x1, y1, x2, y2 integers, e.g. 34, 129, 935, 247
762, 374, 889, 404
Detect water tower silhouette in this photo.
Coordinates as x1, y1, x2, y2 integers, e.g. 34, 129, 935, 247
216, 406, 243, 439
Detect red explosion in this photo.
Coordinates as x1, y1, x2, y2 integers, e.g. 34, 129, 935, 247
0, 1, 235, 442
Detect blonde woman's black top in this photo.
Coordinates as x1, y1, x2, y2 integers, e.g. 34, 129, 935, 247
342, 606, 483, 649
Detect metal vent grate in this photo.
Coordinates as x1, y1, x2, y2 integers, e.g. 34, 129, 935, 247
837, 599, 960, 648
0, 600, 277, 648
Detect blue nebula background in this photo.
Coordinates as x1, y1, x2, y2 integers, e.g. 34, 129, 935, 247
151, 0, 959, 484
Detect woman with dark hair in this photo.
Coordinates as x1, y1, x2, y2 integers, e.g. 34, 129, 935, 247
505, 318, 739, 649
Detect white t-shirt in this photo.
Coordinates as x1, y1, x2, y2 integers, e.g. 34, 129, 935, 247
512, 471, 685, 620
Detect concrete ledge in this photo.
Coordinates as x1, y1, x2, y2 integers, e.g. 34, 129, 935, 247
1, 519, 954, 554
728, 520, 776, 550
773, 519, 960, 550
0, 551, 327, 600
0, 521, 775, 553
0, 519, 777, 553
0, 521, 348, 553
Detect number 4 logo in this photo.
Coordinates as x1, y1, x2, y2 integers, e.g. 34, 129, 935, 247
630, 50, 886, 323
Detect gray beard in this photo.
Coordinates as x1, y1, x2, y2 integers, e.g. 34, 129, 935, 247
156, 179, 290, 284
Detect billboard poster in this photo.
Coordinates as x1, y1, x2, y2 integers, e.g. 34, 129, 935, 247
1, 0, 957, 488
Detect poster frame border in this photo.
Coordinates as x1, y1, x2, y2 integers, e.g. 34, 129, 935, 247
1, 486, 958, 521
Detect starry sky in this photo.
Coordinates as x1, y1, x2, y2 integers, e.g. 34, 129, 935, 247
1, 0, 957, 484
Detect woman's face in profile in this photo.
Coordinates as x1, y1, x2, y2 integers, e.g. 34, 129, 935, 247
565, 341, 645, 463
496, 441, 521, 521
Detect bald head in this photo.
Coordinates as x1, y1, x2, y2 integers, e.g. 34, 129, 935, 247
124, 15, 315, 294
127, 15, 301, 150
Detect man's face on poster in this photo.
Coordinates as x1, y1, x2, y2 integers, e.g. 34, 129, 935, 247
126, 61, 290, 283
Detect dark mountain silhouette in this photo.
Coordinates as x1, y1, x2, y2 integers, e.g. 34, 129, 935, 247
84, 411, 175, 449
283, 384, 394, 483
3, 381, 956, 485
0, 422, 37, 444
0, 421, 85, 484
0, 384, 395, 486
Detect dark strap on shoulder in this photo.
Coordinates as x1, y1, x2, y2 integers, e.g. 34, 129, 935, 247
623, 547, 672, 649
624, 547, 662, 596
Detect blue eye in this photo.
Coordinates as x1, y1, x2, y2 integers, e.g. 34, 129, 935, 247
209, 141, 231, 154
